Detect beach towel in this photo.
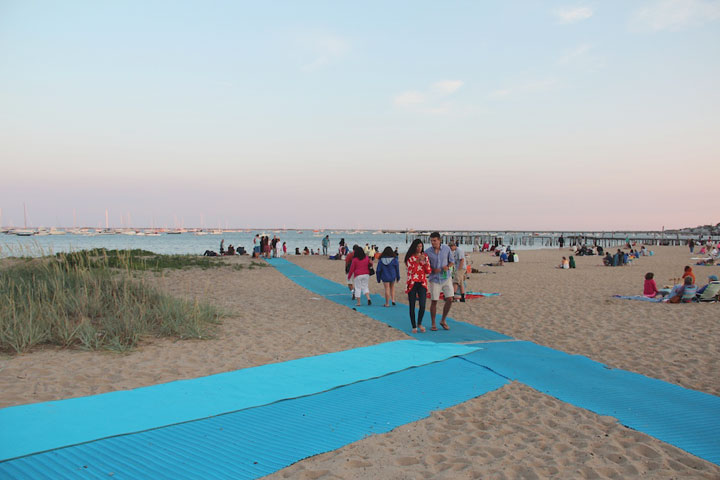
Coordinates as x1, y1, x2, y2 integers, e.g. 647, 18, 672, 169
426, 292, 500, 300
612, 295, 663, 303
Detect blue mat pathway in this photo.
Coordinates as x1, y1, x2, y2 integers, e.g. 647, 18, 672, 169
0, 353, 508, 479
0, 341, 477, 462
2, 258, 718, 478
268, 257, 720, 466
267, 257, 509, 343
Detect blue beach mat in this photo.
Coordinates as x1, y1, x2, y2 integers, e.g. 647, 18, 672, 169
267, 258, 510, 343
0, 340, 477, 462
0, 355, 508, 479
465, 341, 720, 465
612, 295, 664, 302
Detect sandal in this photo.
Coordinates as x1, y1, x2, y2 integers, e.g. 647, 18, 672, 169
430, 326, 438, 331
412, 328, 417, 334
419, 325, 426, 333
367, 299, 372, 305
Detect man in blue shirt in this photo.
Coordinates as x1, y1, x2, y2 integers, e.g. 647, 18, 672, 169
425, 232, 454, 331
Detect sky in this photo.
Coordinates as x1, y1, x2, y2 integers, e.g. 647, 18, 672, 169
1, 0, 719, 231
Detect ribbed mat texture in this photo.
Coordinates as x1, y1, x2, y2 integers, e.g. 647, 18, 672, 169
466, 341, 720, 465
0, 357, 508, 479
0, 340, 477, 462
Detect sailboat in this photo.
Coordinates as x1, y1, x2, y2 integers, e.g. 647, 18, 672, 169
13, 203, 35, 235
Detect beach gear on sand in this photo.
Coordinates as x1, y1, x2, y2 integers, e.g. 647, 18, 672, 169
613, 295, 663, 302
697, 281, 720, 302
425, 292, 500, 300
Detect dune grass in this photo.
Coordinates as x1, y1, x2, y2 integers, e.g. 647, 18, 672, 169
0, 249, 224, 354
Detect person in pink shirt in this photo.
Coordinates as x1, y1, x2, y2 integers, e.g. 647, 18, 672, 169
644, 272, 660, 298
348, 245, 373, 306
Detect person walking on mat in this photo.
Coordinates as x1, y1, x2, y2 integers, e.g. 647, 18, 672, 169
425, 232, 455, 331
450, 241, 466, 302
376, 246, 400, 307
404, 240, 431, 333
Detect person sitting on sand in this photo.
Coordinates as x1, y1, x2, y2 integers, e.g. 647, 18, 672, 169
644, 272, 661, 298
603, 252, 613, 266
558, 256, 569, 269
226, 244, 235, 255
664, 276, 695, 303
303, 246, 310, 255
569, 255, 576, 269
682, 266, 695, 284
376, 246, 400, 307
405, 239, 431, 333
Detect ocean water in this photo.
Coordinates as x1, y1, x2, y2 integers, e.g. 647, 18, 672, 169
0, 231, 421, 258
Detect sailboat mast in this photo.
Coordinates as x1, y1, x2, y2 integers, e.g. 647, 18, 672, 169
23, 202, 28, 228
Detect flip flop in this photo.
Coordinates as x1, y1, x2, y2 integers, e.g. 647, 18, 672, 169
430, 326, 438, 331
440, 322, 450, 330
419, 325, 426, 333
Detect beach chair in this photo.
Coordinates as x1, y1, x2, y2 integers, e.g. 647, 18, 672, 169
696, 281, 720, 302
680, 285, 698, 303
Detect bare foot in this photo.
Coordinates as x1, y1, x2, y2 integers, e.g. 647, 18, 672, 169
440, 321, 450, 330
419, 325, 426, 333
412, 328, 417, 333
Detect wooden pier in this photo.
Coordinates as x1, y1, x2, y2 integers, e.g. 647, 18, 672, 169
408, 231, 719, 250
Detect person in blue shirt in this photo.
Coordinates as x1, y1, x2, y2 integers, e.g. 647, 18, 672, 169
376, 246, 401, 307
425, 232, 455, 331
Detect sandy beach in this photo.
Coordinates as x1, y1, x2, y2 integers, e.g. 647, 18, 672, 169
1, 246, 718, 478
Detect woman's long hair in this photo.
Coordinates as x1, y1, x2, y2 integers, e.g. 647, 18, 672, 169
380, 246, 395, 258
353, 245, 366, 260
404, 239, 424, 265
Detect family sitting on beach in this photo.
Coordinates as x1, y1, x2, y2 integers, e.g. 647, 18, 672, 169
644, 266, 720, 303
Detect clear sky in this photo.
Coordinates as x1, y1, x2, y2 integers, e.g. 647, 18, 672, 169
1, 1, 719, 231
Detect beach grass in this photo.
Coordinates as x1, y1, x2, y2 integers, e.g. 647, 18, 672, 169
56, 248, 237, 271
0, 250, 223, 354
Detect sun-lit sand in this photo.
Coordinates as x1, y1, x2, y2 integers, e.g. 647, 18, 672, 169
1, 246, 718, 478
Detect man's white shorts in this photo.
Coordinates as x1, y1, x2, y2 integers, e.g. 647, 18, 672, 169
429, 277, 454, 301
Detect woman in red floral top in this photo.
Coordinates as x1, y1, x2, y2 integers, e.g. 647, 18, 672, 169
404, 239, 432, 333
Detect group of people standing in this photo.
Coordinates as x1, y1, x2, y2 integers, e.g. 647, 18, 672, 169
345, 232, 465, 333
253, 235, 286, 258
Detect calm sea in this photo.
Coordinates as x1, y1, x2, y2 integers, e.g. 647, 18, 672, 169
0, 231, 422, 258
